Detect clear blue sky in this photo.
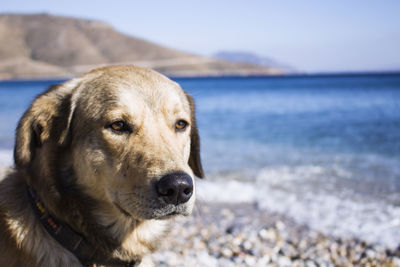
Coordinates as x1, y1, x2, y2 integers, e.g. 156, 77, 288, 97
2, 0, 400, 73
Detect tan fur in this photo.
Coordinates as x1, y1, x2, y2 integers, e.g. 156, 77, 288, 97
0, 66, 203, 267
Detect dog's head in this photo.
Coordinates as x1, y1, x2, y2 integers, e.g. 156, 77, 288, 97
14, 66, 203, 221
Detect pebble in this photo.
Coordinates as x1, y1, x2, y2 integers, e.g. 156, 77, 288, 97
151, 202, 400, 266
221, 248, 233, 258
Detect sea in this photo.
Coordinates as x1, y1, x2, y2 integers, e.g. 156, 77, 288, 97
0, 74, 399, 249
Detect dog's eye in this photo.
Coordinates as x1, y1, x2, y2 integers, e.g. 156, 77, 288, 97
175, 120, 188, 131
108, 121, 130, 133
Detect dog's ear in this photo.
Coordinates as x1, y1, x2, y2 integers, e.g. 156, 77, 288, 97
14, 82, 78, 169
185, 93, 204, 178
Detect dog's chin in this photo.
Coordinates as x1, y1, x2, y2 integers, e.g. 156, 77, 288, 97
141, 205, 193, 220
115, 201, 192, 221
155, 208, 192, 220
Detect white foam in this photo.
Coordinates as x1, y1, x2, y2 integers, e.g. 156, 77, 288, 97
256, 179, 400, 249
0, 149, 12, 166
197, 165, 400, 249
0, 149, 13, 179
196, 179, 257, 203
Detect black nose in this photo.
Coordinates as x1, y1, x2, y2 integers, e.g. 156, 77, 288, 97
156, 172, 193, 205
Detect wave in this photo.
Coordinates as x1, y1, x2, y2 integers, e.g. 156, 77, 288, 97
0, 149, 12, 166
197, 164, 400, 249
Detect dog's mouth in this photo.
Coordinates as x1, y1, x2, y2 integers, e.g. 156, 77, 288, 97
113, 193, 191, 220
113, 201, 132, 217
152, 208, 189, 220
157, 203, 193, 219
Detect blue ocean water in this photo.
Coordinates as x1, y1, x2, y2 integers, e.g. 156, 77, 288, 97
0, 74, 400, 247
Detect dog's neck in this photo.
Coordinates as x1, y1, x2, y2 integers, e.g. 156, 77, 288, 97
24, 159, 170, 266
26, 185, 141, 266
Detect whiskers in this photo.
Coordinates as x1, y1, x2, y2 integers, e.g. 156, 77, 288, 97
116, 184, 195, 220
117, 191, 165, 219
118, 192, 136, 196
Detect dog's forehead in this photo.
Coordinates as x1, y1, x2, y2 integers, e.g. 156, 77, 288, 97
78, 67, 190, 117
114, 77, 189, 114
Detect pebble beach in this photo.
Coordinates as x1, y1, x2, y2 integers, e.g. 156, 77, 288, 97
151, 202, 400, 267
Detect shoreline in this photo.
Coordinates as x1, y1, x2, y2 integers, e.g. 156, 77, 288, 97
1, 71, 400, 82
151, 201, 400, 266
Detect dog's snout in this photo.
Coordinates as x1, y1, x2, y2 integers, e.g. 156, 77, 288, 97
156, 172, 193, 205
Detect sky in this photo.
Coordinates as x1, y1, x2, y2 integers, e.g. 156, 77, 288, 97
2, 0, 400, 73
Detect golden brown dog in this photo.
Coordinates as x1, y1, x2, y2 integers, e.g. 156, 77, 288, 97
0, 66, 203, 266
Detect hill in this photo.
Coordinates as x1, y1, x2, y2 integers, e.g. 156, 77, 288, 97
0, 14, 283, 79
214, 51, 296, 73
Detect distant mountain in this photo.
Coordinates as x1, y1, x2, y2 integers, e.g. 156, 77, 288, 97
214, 51, 295, 73
0, 14, 284, 79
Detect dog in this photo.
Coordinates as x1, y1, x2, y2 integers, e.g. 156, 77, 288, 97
0, 65, 204, 266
